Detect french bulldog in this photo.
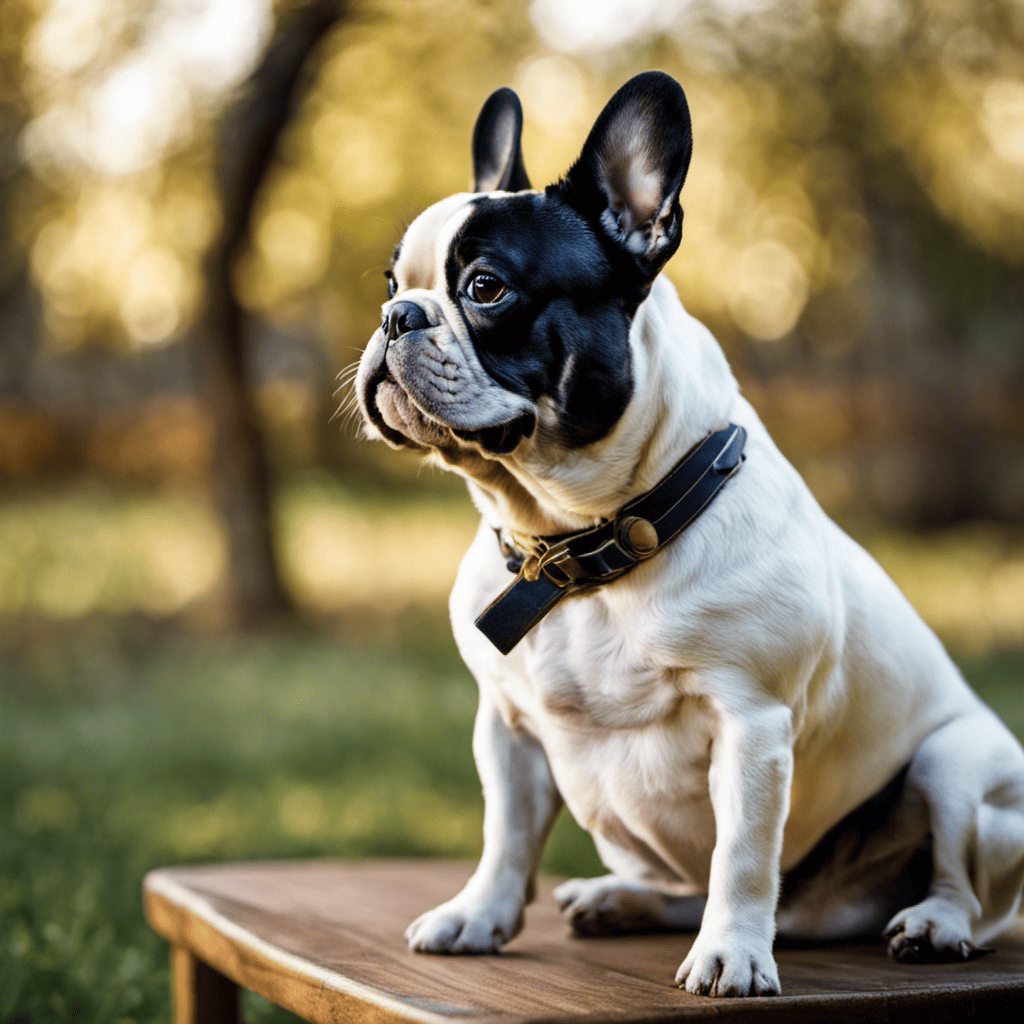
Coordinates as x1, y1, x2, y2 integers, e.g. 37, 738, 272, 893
355, 71, 1024, 997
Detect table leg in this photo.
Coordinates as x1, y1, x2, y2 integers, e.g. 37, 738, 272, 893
172, 945, 240, 1024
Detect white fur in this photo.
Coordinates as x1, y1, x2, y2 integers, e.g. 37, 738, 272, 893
379, 211, 1024, 996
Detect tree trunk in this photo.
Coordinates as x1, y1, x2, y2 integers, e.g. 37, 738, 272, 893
196, 0, 346, 624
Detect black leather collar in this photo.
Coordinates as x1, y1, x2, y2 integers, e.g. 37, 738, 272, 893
475, 423, 747, 654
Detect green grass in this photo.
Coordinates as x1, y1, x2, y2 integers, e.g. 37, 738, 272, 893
0, 617, 601, 1024
1, 616, 1022, 1023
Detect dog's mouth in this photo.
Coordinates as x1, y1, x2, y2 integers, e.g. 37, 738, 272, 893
364, 363, 535, 456
364, 364, 436, 450
451, 414, 535, 455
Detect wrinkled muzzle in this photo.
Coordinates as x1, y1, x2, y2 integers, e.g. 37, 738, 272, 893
356, 301, 536, 455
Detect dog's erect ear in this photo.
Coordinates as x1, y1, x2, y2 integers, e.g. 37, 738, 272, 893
553, 71, 691, 288
472, 88, 531, 193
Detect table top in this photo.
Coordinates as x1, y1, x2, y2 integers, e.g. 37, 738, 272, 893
144, 858, 1024, 1024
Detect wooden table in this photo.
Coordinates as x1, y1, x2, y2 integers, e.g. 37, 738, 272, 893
144, 859, 1024, 1024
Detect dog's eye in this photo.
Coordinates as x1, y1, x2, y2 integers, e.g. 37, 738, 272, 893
385, 271, 397, 299
467, 273, 506, 304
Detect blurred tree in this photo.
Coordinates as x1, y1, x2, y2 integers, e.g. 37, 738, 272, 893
0, 0, 35, 398
198, 0, 347, 623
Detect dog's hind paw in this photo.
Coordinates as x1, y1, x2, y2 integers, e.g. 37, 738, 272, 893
554, 876, 706, 936
554, 876, 675, 936
883, 900, 992, 963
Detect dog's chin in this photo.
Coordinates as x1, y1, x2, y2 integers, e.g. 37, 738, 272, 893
371, 378, 535, 457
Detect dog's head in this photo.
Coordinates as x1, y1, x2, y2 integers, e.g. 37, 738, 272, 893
356, 71, 692, 484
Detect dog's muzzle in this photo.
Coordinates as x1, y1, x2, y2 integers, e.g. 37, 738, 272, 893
358, 297, 536, 456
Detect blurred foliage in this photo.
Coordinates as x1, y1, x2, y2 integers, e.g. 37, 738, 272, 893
0, 484, 223, 619
5, 0, 1022, 352
0, 624, 603, 1023
0, 0, 1020, 526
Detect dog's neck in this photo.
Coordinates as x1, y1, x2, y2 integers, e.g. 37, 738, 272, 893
447, 276, 740, 540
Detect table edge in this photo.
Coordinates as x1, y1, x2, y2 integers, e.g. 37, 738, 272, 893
144, 868, 452, 1024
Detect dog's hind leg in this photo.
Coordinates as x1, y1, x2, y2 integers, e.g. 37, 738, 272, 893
555, 875, 706, 936
884, 710, 1024, 962
775, 768, 932, 943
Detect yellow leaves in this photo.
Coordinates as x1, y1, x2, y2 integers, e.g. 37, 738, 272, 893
12, 0, 1024, 352
884, 66, 1024, 261
668, 79, 844, 342
29, 183, 201, 348
24, 0, 120, 85
17, 0, 273, 348
729, 239, 811, 342
121, 246, 188, 344
156, 186, 220, 253
515, 54, 591, 136
982, 78, 1024, 166
838, 0, 911, 51
313, 110, 402, 208
257, 208, 330, 287
240, 168, 336, 310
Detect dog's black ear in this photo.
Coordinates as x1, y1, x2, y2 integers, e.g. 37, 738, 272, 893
472, 88, 531, 193
553, 71, 691, 289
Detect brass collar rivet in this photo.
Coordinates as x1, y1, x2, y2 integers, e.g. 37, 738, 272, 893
618, 516, 659, 557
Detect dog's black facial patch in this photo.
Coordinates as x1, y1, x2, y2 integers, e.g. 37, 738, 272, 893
445, 193, 634, 448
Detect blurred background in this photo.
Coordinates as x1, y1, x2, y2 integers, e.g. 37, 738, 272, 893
1, 0, 1022, 1020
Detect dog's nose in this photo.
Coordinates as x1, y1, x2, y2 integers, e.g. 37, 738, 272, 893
383, 301, 430, 341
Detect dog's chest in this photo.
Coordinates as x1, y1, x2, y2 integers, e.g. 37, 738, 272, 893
522, 621, 686, 728
491, 608, 720, 880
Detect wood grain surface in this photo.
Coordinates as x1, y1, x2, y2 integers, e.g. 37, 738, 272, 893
144, 859, 1024, 1024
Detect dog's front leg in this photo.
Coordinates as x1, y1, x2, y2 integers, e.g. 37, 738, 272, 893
676, 698, 793, 997
406, 688, 562, 953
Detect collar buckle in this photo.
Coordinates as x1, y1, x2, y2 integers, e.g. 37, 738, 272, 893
522, 542, 574, 586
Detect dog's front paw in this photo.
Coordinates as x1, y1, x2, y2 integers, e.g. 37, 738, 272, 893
406, 893, 524, 954
674, 933, 780, 997
883, 899, 989, 963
